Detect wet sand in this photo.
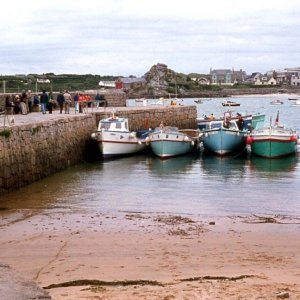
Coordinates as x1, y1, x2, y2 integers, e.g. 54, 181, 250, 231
0, 210, 300, 299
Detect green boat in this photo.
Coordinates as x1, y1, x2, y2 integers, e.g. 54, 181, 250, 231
247, 126, 298, 158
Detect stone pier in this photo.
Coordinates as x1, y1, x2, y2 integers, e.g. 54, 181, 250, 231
0, 105, 197, 194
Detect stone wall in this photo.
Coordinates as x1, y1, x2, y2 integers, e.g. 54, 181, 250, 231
0, 114, 95, 194
94, 106, 197, 131
0, 105, 197, 194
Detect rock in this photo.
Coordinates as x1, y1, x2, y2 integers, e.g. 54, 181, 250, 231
0, 263, 52, 299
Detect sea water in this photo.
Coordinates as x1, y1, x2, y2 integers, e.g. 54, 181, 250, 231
1, 95, 300, 218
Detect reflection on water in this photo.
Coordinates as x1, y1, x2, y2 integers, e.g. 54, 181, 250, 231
1, 152, 299, 218
199, 154, 248, 182
250, 155, 299, 173
146, 154, 198, 176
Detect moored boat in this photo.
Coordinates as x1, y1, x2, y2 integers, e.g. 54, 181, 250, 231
246, 112, 298, 158
270, 99, 284, 105
290, 100, 300, 106
146, 125, 198, 158
194, 99, 203, 104
197, 112, 265, 131
222, 100, 240, 107
200, 115, 248, 156
91, 113, 150, 158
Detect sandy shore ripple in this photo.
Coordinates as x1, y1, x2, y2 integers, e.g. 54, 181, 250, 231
0, 210, 300, 299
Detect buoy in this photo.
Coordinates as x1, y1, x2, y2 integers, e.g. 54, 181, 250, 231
290, 135, 297, 142
246, 136, 253, 144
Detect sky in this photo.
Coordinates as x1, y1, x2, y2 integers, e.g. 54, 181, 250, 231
1, 0, 300, 76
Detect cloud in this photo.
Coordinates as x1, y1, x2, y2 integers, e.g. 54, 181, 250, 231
1, 0, 300, 75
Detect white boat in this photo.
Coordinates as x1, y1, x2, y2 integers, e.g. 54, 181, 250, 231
222, 100, 240, 107
146, 125, 198, 158
290, 100, 300, 106
270, 99, 284, 105
91, 114, 149, 158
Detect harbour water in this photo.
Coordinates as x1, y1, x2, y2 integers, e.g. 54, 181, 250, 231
1, 95, 300, 218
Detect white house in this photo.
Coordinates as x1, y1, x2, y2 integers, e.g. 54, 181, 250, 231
98, 81, 115, 88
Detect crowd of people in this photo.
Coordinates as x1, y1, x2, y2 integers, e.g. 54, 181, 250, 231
4, 90, 107, 115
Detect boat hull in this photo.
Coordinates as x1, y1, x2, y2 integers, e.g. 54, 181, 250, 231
250, 140, 297, 158
148, 131, 195, 158
248, 127, 297, 158
96, 131, 147, 158
201, 128, 247, 155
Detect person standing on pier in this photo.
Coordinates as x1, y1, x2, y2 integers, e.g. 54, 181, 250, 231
73, 92, 79, 112
56, 91, 65, 114
63, 90, 72, 114
40, 90, 49, 114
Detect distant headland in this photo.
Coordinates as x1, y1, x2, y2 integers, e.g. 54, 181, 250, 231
1, 63, 300, 99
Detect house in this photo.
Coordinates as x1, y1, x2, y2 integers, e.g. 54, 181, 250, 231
115, 77, 146, 90
210, 68, 246, 85
284, 68, 300, 86
191, 77, 210, 85
98, 81, 115, 88
210, 69, 233, 85
291, 73, 300, 86
36, 78, 50, 83
254, 74, 277, 85
197, 77, 210, 85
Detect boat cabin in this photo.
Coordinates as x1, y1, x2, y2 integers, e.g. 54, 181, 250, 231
209, 120, 239, 130
98, 117, 129, 132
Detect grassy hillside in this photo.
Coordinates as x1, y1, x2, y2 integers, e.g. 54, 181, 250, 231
0, 74, 118, 93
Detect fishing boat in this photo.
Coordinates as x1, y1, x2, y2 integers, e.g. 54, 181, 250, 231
222, 100, 240, 107
146, 124, 198, 158
91, 113, 149, 158
197, 112, 265, 132
246, 112, 298, 158
270, 99, 283, 105
200, 113, 248, 156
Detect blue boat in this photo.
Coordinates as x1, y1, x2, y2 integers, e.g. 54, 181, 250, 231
200, 118, 247, 156
146, 125, 198, 158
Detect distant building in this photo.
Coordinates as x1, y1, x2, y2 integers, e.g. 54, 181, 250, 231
291, 74, 300, 86
98, 80, 115, 88
210, 69, 233, 85
254, 74, 277, 85
191, 77, 210, 85
36, 78, 50, 83
115, 77, 146, 90
210, 68, 246, 85
285, 67, 300, 86
244, 72, 261, 84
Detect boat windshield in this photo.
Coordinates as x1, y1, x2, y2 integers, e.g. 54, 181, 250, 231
210, 123, 222, 129
100, 122, 111, 130
99, 120, 128, 131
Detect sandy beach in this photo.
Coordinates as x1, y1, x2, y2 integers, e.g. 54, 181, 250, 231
0, 209, 299, 299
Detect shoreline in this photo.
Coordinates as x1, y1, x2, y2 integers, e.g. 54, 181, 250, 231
1, 210, 300, 299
